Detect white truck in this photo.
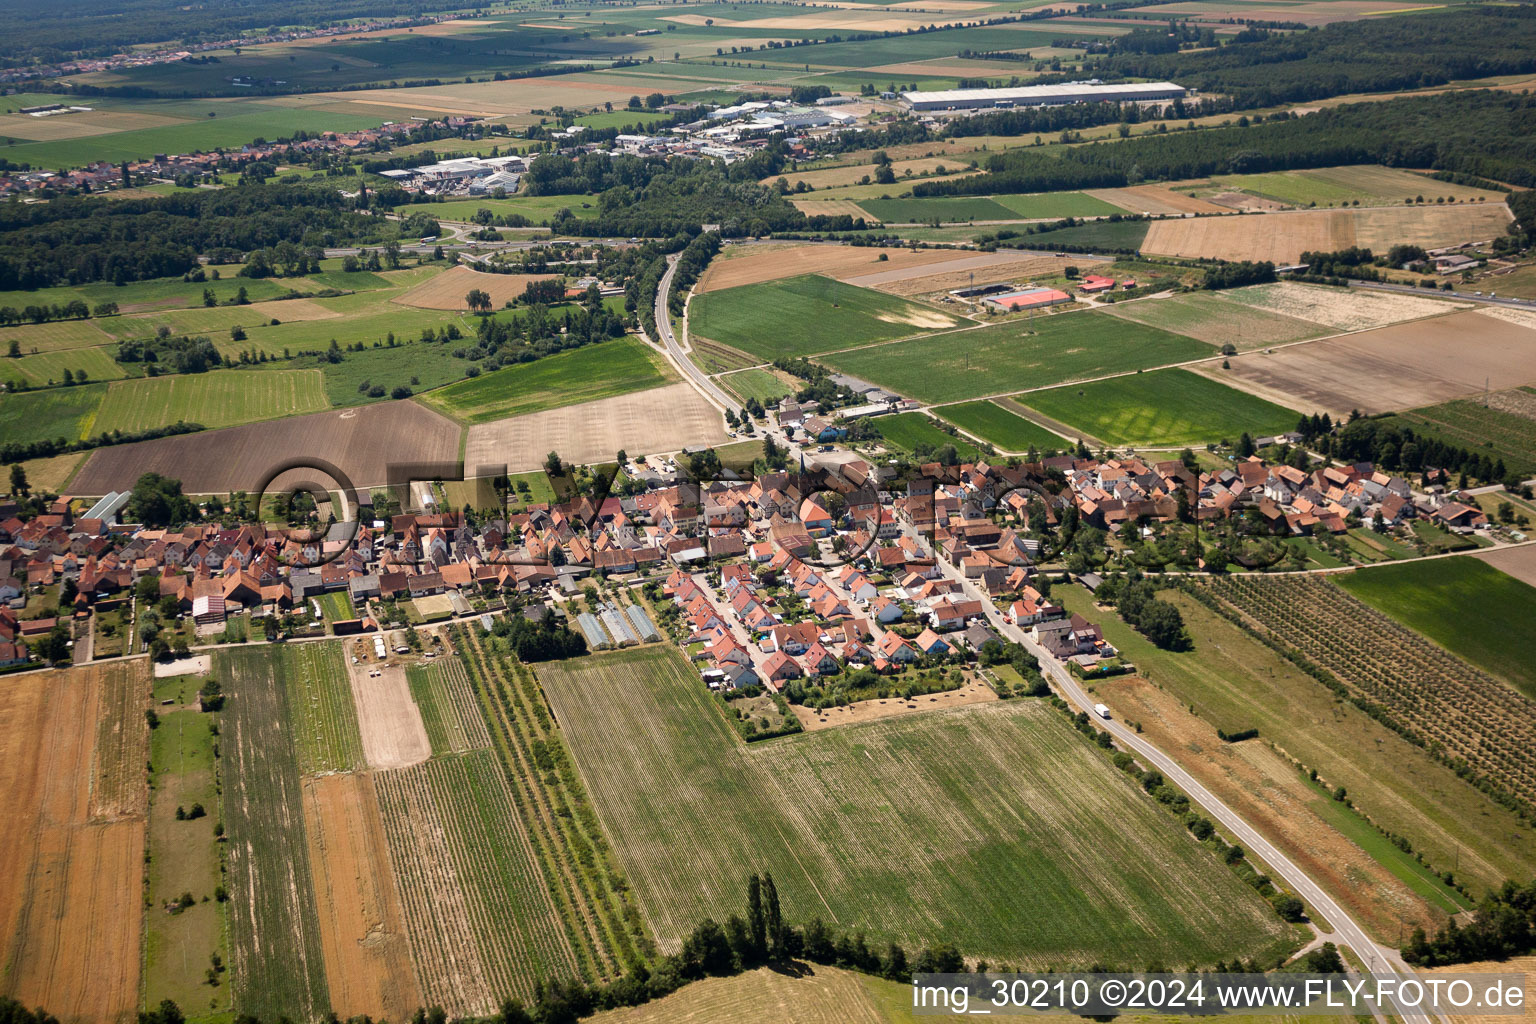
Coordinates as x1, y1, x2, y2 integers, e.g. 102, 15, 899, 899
1093, 703, 1111, 720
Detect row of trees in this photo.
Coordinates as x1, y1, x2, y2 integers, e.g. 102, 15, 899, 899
1404, 878, 1536, 966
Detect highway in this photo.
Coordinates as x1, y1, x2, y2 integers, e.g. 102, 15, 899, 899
906, 527, 1442, 1024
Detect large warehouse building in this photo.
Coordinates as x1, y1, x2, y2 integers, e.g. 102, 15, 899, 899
901, 80, 1186, 112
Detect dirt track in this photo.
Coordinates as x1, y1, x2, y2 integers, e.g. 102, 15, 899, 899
463, 381, 728, 473
347, 663, 431, 770
0, 663, 147, 1019
303, 772, 422, 1020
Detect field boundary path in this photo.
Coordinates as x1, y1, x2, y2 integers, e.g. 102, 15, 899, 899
901, 519, 1446, 1024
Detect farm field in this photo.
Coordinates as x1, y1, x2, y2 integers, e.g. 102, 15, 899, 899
407, 658, 493, 756
1141, 205, 1513, 263
717, 366, 794, 406
0, 661, 147, 1021
540, 647, 1296, 968
394, 264, 562, 310
688, 274, 959, 361
13, 451, 86, 493
1335, 558, 1536, 700
1104, 291, 1327, 350
1087, 186, 1229, 217
346, 661, 432, 770
1050, 584, 1529, 917
1017, 368, 1301, 447
934, 399, 1069, 452
91, 369, 330, 434
840, 252, 1073, 298
462, 380, 729, 474
419, 337, 671, 424
1207, 308, 1536, 417
1203, 576, 1536, 834
302, 772, 421, 1023
1008, 217, 1153, 252
8, 344, 130, 386
825, 311, 1212, 405
276, 642, 365, 774
875, 412, 985, 461
1223, 281, 1463, 333
1204, 165, 1504, 208
0, 382, 109, 446
1391, 388, 1536, 477
857, 196, 1020, 223
70, 398, 463, 494
694, 243, 981, 294
144, 703, 229, 1015
215, 646, 332, 1022
772, 157, 969, 191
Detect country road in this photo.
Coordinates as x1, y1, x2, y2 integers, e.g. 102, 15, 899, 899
651, 252, 741, 415
907, 525, 1444, 1024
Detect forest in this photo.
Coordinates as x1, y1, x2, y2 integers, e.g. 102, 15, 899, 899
918, 91, 1536, 198
0, 182, 391, 289
1090, 6, 1536, 108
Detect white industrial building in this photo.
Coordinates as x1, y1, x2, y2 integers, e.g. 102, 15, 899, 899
902, 80, 1186, 112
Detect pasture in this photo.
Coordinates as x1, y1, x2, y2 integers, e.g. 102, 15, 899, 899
875, 412, 985, 460
92, 369, 330, 434
216, 646, 332, 1022
1336, 558, 1536, 700
825, 311, 1211, 404
539, 647, 1296, 968
1104, 291, 1326, 350
419, 338, 672, 424
1017, 368, 1300, 448
934, 400, 1067, 452
0, 661, 147, 1020
688, 274, 959, 361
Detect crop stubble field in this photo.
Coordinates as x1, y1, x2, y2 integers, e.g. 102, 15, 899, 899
0, 661, 147, 1020
1142, 205, 1513, 263
539, 647, 1295, 968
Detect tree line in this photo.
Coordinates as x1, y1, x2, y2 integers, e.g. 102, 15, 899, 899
1404, 878, 1536, 966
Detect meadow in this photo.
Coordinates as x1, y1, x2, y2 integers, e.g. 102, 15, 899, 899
1390, 391, 1536, 477
718, 366, 794, 405
934, 399, 1067, 452
825, 311, 1211, 404
0, 382, 108, 444
1010, 218, 1152, 252
419, 337, 671, 423
874, 411, 985, 460
1336, 558, 1536, 700
1206, 165, 1503, 208
1016, 368, 1299, 448
539, 647, 1297, 968
689, 274, 959, 361
92, 369, 330, 434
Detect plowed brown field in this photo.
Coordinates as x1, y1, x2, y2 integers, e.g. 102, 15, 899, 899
303, 773, 421, 1022
0, 661, 148, 1020
394, 265, 562, 310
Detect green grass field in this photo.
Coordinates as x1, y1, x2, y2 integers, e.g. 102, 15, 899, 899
300, 341, 482, 408
719, 367, 793, 405
216, 646, 331, 1022
1016, 218, 1152, 253
91, 369, 329, 434
689, 274, 961, 361
418, 337, 672, 424
424, 194, 604, 225
311, 590, 356, 623
7, 344, 129, 386
1336, 558, 1536, 700
1206, 165, 1500, 208
0, 382, 107, 444
993, 191, 1126, 219
934, 399, 1067, 452
826, 311, 1209, 404
1390, 393, 1536, 477
144, 706, 231, 1014
1016, 368, 1299, 448
1048, 584, 1536, 902
539, 647, 1295, 967
875, 411, 985, 460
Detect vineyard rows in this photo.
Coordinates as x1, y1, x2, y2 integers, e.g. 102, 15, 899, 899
406, 659, 492, 755
281, 642, 364, 774
453, 626, 646, 977
1205, 576, 1536, 816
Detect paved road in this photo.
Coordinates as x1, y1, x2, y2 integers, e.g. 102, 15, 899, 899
903, 528, 1441, 1024
1349, 277, 1536, 310
651, 252, 740, 415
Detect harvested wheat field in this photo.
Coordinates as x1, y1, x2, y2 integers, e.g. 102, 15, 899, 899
1476, 545, 1536, 589
846, 253, 1086, 297
697, 243, 981, 293
1224, 281, 1465, 333
0, 661, 148, 1020
303, 772, 422, 1022
346, 662, 431, 769
1088, 185, 1229, 216
664, 10, 937, 29
792, 680, 998, 732
71, 400, 463, 493
791, 198, 880, 222
1204, 309, 1536, 416
395, 265, 561, 310
770, 157, 965, 190
1143, 205, 1512, 263
463, 380, 727, 473
1096, 674, 1447, 940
